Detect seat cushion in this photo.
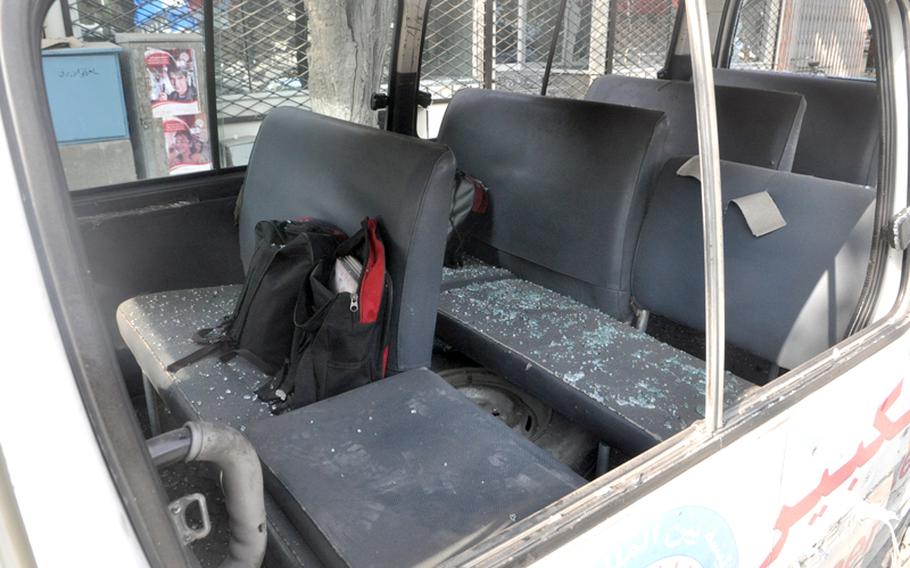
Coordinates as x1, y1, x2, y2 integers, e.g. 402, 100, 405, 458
246, 369, 584, 568
437, 88, 669, 320
240, 107, 457, 372
435, 278, 755, 454
440, 256, 513, 290
633, 158, 876, 370
586, 75, 807, 170
714, 69, 880, 186
116, 286, 273, 428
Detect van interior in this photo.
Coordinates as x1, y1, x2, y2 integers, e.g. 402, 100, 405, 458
48, 0, 884, 565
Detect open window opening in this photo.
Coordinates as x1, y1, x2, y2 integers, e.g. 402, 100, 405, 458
19, 0, 904, 565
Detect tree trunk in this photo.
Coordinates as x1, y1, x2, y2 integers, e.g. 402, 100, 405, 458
306, 0, 395, 125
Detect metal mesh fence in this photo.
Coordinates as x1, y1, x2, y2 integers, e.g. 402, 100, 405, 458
213, 0, 312, 120
67, 0, 395, 124
70, 0, 202, 41
69, 1, 680, 119
421, 0, 679, 102
730, 0, 875, 79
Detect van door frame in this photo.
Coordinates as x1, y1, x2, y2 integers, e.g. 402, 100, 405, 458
441, 0, 910, 564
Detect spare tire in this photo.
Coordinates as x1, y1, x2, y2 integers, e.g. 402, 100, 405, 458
438, 367, 596, 475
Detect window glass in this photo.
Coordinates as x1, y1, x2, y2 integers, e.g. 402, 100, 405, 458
730, 0, 875, 79
419, 0, 679, 138
43, 0, 394, 189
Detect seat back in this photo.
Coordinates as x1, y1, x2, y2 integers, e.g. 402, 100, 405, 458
240, 107, 457, 372
714, 69, 880, 186
437, 89, 668, 320
586, 75, 806, 170
633, 158, 875, 370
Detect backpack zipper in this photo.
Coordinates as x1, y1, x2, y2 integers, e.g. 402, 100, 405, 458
349, 292, 359, 313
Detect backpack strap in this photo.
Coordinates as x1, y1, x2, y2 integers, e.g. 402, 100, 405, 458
166, 342, 232, 373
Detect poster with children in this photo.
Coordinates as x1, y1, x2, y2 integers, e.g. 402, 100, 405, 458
164, 114, 212, 175
145, 47, 201, 118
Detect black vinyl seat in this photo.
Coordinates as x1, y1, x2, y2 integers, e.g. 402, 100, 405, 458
436, 276, 755, 455
438, 156, 874, 454
436, 88, 669, 321
117, 107, 457, 428
634, 158, 876, 371
247, 369, 585, 568
713, 68, 880, 186
586, 75, 807, 170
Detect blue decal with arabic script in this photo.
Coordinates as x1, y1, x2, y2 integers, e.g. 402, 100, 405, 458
601, 506, 738, 568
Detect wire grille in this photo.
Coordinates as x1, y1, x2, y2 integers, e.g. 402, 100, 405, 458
70, 0, 681, 119
68, 0, 396, 123
421, 0, 679, 102
730, 0, 874, 79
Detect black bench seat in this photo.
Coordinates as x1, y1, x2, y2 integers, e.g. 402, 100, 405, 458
247, 369, 585, 568
440, 256, 513, 289
436, 275, 756, 454
118, 106, 458, 429
117, 284, 274, 428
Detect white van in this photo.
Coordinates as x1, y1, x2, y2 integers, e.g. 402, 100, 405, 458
1, 0, 908, 566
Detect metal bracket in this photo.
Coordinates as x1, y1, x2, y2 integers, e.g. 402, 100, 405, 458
370, 92, 389, 111
891, 207, 910, 251
168, 493, 211, 545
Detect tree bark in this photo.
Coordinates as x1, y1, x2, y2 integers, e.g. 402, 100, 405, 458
306, 0, 395, 125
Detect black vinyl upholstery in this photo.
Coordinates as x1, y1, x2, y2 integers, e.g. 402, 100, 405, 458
585, 75, 807, 170
634, 158, 876, 370
239, 107, 456, 372
714, 69, 880, 186
437, 89, 668, 321
247, 369, 584, 568
119, 108, 458, 426
436, 277, 755, 454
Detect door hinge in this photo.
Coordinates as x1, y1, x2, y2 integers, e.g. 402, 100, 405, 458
891, 207, 910, 251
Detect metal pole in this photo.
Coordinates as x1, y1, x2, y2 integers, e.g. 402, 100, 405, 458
483, 0, 494, 89
203, 0, 221, 170
59, 0, 74, 37
683, 0, 726, 433
541, 0, 569, 96
605, 0, 617, 75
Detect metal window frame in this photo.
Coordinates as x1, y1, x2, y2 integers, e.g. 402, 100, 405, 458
686, 0, 726, 433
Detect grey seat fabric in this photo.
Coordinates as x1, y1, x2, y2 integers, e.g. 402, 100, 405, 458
714, 69, 880, 186
240, 107, 456, 372
246, 369, 584, 568
585, 75, 806, 170
436, 277, 755, 454
633, 158, 876, 370
437, 88, 668, 321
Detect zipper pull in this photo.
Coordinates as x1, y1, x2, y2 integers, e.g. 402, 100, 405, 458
349, 292, 359, 313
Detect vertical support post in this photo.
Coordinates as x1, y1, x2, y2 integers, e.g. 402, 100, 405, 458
203, 0, 221, 170
59, 0, 74, 37
143, 375, 161, 437
605, 0, 617, 75
587, 0, 611, 77
483, 0, 494, 89
541, 0, 569, 96
684, 0, 726, 433
517, 0, 527, 65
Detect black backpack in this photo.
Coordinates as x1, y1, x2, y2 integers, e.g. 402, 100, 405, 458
167, 218, 346, 375
258, 218, 393, 412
